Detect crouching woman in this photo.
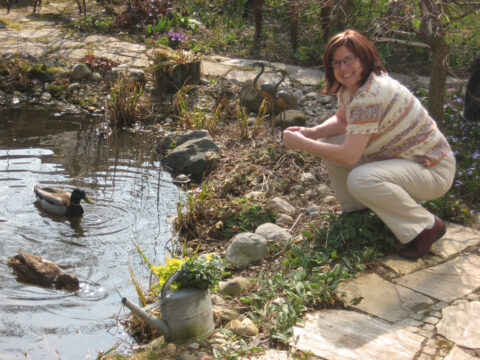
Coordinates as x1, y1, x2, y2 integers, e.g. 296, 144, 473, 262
283, 29, 456, 259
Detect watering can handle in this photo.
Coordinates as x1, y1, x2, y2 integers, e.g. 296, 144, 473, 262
160, 270, 182, 301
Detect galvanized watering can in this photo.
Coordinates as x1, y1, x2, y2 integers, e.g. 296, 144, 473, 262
122, 271, 214, 343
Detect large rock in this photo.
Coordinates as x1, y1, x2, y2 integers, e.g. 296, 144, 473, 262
162, 130, 220, 182
218, 276, 250, 297
255, 223, 292, 243
105, 65, 146, 84
70, 63, 91, 81
225, 232, 268, 267
225, 317, 259, 336
269, 197, 296, 216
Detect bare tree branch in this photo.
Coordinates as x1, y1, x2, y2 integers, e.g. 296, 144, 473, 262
373, 37, 430, 48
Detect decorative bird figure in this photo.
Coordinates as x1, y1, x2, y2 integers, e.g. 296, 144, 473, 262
8, 249, 80, 290
271, 70, 298, 135
34, 185, 92, 216
275, 70, 298, 112
252, 62, 277, 100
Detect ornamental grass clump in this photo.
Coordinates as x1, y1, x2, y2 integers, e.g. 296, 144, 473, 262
109, 74, 149, 127
148, 47, 201, 94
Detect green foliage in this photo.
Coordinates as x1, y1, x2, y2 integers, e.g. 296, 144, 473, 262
441, 86, 480, 210
175, 254, 224, 290
150, 257, 186, 295
146, 12, 191, 38
174, 85, 220, 133
424, 195, 473, 225
223, 199, 276, 237
313, 211, 398, 260
149, 254, 224, 296
146, 16, 174, 37
243, 263, 349, 343
27, 63, 64, 82
48, 79, 69, 98
242, 210, 398, 344
68, 14, 115, 33
114, 0, 182, 35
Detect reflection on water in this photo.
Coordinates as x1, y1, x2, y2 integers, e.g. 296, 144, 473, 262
0, 107, 179, 359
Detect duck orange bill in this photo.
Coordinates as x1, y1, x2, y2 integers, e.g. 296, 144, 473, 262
84, 195, 93, 204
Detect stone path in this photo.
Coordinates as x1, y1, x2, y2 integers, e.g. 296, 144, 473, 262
1, 7, 477, 360
289, 223, 480, 360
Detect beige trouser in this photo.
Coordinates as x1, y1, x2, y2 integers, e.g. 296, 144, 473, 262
322, 133, 456, 244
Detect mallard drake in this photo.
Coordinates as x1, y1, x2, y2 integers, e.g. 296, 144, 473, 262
8, 249, 79, 290
34, 185, 92, 216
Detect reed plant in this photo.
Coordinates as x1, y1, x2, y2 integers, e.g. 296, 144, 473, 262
108, 74, 149, 127
235, 100, 265, 140
0, 56, 31, 92
172, 86, 221, 133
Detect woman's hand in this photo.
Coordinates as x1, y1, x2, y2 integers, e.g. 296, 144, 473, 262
284, 126, 317, 139
282, 130, 308, 150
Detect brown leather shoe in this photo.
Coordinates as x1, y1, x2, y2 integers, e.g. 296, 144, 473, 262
398, 216, 446, 260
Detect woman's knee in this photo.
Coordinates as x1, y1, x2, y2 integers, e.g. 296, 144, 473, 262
346, 167, 378, 196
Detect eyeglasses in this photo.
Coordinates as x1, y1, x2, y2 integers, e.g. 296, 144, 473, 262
332, 55, 358, 69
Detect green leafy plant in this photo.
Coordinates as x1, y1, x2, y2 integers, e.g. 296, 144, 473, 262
241, 210, 399, 344
150, 257, 186, 295
146, 16, 174, 37
175, 254, 224, 290
149, 254, 223, 296
424, 195, 473, 225
69, 14, 115, 33
313, 210, 398, 260
223, 199, 276, 237
114, 0, 177, 34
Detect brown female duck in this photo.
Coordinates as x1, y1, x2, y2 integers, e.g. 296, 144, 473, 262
8, 249, 79, 290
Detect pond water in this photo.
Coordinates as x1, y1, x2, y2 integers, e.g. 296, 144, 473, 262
0, 106, 179, 359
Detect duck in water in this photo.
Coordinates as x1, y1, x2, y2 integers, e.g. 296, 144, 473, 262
8, 249, 79, 290
34, 185, 92, 216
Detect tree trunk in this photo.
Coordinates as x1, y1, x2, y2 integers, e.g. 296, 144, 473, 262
253, 0, 264, 45
288, 0, 299, 50
426, 38, 448, 125
320, 1, 333, 41
416, 0, 448, 124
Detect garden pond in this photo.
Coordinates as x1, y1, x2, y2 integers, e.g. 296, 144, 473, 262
0, 106, 179, 359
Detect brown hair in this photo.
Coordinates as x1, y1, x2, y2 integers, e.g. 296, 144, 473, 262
322, 29, 386, 95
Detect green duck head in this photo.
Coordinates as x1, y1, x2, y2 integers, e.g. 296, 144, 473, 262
70, 189, 93, 205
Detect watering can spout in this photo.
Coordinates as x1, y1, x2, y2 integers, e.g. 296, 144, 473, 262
122, 297, 170, 338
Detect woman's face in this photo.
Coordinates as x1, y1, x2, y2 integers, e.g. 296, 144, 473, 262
332, 46, 363, 93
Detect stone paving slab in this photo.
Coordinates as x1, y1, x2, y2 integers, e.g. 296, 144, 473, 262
445, 346, 479, 360
431, 222, 480, 259
382, 255, 428, 275
394, 254, 480, 302
337, 273, 434, 323
291, 310, 424, 360
437, 301, 480, 348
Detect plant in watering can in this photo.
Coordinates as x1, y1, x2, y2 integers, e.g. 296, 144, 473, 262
122, 253, 224, 343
